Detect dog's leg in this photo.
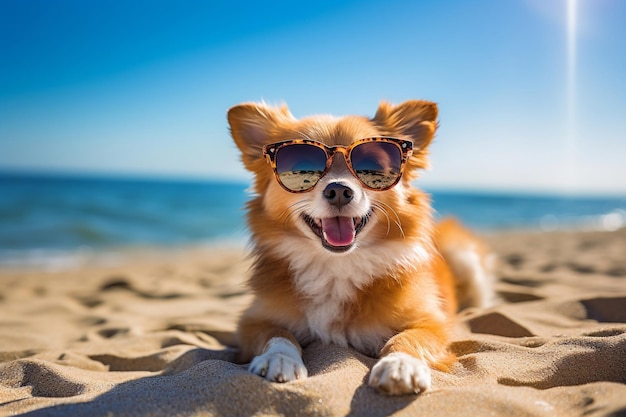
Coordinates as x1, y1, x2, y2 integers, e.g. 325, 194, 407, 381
368, 325, 453, 395
249, 336, 307, 382
238, 319, 307, 383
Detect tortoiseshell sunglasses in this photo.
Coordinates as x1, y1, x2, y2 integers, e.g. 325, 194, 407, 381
262, 137, 413, 193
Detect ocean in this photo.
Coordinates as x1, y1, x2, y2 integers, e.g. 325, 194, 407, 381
1, 173, 625, 268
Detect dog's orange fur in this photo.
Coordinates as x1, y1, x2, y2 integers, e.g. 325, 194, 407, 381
228, 99, 492, 394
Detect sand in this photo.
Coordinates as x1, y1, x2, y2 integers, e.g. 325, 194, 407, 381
1, 229, 626, 416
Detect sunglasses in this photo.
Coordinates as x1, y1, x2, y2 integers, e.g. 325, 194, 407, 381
262, 137, 413, 193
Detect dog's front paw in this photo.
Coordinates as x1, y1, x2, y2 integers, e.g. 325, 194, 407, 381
249, 337, 308, 383
368, 352, 431, 395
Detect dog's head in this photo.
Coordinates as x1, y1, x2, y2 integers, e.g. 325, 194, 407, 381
228, 100, 437, 257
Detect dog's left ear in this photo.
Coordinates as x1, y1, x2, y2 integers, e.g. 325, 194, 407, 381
228, 102, 294, 172
372, 100, 438, 171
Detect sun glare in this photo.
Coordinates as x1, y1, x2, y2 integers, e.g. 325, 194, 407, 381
564, 0, 578, 192
567, 0, 577, 105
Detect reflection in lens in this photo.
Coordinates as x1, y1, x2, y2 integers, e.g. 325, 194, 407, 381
276, 144, 327, 191
351, 142, 402, 189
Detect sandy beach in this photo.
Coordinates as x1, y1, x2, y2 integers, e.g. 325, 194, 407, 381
1, 229, 626, 416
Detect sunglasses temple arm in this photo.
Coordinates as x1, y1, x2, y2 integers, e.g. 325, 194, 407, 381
261, 146, 272, 165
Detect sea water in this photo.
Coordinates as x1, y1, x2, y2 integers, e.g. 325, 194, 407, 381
1, 172, 624, 268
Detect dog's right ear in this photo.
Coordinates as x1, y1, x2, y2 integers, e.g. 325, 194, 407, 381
227, 102, 294, 171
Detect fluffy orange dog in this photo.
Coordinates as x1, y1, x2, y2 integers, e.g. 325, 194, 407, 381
228, 100, 493, 395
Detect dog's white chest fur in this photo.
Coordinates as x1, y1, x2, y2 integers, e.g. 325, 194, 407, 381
278, 237, 431, 356
305, 296, 349, 345
291, 252, 371, 348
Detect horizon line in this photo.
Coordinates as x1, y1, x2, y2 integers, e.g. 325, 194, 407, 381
1, 167, 625, 199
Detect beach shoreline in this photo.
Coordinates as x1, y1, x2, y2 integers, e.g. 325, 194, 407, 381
1, 228, 626, 416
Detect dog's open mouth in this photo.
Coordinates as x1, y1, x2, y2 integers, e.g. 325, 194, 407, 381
303, 212, 371, 253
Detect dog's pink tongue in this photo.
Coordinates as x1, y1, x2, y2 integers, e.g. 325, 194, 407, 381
321, 217, 356, 247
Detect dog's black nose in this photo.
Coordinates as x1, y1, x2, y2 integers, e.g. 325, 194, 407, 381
323, 183, 354, 208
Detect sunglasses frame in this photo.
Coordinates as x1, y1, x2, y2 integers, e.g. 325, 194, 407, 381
262, 137, 413, 193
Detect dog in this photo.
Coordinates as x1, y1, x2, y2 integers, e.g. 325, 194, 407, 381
228, 99, 494, 395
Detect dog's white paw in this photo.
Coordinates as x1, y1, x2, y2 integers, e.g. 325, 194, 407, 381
249, 337, 308, 383
368, 352, 431, 395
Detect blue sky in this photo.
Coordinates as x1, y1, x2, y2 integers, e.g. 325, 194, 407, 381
1, 0, 625, 195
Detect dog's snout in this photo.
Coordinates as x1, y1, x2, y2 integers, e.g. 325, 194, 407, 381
323, 183, 354, 208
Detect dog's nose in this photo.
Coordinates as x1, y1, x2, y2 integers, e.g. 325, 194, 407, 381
323, 183, 354, 208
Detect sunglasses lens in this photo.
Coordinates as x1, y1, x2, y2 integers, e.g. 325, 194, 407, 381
275, 144, 327, 191
350, 142, 403, 189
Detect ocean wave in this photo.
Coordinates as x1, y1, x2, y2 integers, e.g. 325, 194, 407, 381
0, 236, 250, 271
539, 209, 626, 232
0, 248, 119, 272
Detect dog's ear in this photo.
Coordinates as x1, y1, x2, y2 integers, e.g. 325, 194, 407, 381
372, 100, 438, 150
227, 102, 294, 171
372, 100, 438, 172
